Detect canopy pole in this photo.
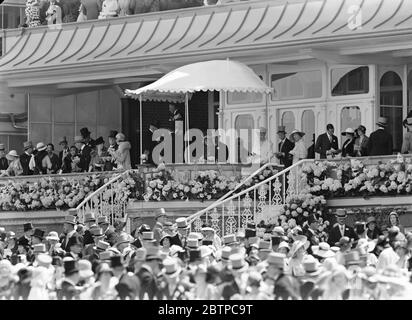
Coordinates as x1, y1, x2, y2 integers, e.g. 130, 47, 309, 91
139, 94, 143, 165
185, 92, 190, 164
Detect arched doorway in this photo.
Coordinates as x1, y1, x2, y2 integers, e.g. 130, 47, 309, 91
380, 71, 402, 152
281, 111, 295, 136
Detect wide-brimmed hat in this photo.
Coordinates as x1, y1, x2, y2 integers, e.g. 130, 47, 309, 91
159, 234, 173, 247
35, 142, 47, 152
356, 238, 376, 253
312, 242, 335, 259
223, 234, 239, 246
289, 130, 305, 140
64, 215, 77, 225
335, 209, 347, 218
228, 253, 248, 273
84, 212, 96, 223
63, 258, 78, 276
46, 231, 60, 241
6, 150, 19, 161
176, 217, 189, 229
290, 235, 309, 257
341, 128, 355, 136
23, 222, 34, 232
277, 126, 286, 133
31, 228, 45, 240
32, 243, 47, 254
335, 236, 353, 247
162, 257, 182, 278
78, 259, 94, 278
278, 241, 290, 252
376, 117, 388, 127
369, 265, 411, 287
366, 216, 377, 226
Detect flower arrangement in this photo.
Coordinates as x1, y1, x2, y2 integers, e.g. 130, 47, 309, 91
302, 156, 412, 198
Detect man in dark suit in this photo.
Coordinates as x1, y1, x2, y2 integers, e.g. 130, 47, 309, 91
20, 141, 34, 176
315, 124, 339, 159
58, 258, 80, 300
18, 222, 34, 247
97, 216, 117, 246
74, 136, 91, 172
368, 117, 393, 156
60, 214, 81, 252
58, 137, 70, 170
0, 144, 8, 170
111, 255, 140, 300
274, 126, 294, 168
80, 127, 95, 149
153, 208, 167, 246
303, 214, 320, 251
327, 209, 358, 247
136, 247, 162, 300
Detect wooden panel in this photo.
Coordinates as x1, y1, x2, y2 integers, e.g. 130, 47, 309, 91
30, 123, 52, 144
76, 91, 97, 124
53, 124, 75, 147
30, 95, 52, 122
54, 94, 75, 123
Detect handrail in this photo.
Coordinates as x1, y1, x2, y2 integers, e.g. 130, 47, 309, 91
186, 159, 313, 225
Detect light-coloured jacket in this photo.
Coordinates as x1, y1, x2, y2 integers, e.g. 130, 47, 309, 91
401, 132, 412, 154
114, 141, 131, 170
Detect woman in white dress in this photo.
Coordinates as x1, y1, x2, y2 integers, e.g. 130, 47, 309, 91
289, 130, 307, 164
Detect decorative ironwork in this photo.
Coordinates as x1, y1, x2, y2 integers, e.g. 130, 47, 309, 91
225, 200, 237, 235
241, 192, 253, 229
272, 177, 283, 206
193, 216, 203, 232
210, 207, 220, 236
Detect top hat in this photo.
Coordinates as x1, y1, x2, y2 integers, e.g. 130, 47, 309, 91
84, 212, 96, 223
80, 127, 91, 137
89, 226, 104, 237
341, 128, 355, 136
133, 247, 147, 262
67, 235, 83, 248
58, 137, 68, 145
31, 228, 45, 240
155, 208, 167, 219
32, 243, 47, 253
142, 232, 154, 241
94, 136, 105, 146
36, 142, 47, 152
188, 249, 202, 263
220, 247, 232, 261
95, 240, 110, 251
267, 252, 286, 268
74, 136, 84, 144
0, 144, 5, 151
223, 234, 239, 246
335, 209, 347, 218
110, 255, 124, 269
187, 238, 199, 249
277, 126, 286, 133
23, 141, 33, 150
258, 240, 272, 251
23, 223, 34, 232
176, 217, 189, 229
108, 130, 118, 138
228, 254, 248, 272
376, 117, 388, 127
64, 215, 77, 225
64, 258, 79, 276
97, 216, 109, 225
146, 246, 161, 261
245, 228, 256, 239
162, 257, 182, 277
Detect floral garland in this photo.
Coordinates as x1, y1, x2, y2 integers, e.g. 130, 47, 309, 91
302, 156, 412, 198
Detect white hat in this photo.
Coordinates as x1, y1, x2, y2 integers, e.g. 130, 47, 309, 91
36, 142, 47, 152
342, 128, 355, 136
6, 150, 19, 161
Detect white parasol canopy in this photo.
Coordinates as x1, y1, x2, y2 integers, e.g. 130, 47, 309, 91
124, 60, 272, 97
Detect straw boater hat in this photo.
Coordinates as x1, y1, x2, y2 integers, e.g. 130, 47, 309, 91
228, 253, 248, 273
97, 216, 109, 225
95, 240, 110, 251
6, 150, 19, 161
36, 142, 47, 152
376, 117, 388, 127
84, 212, 96, 223
312, 242, 335, 259
223, 234, 239, 246
335, 208, 347, 218
32, 243, 47, 254
46, 231, 60, 242
220, 247, 232, 261
89, 226, 104, 238
162, 257, 182, 278
267, 252, 286, 269
176, 217, 189, 230
289, 130, 305, 141
146, 247, 162, 261
23, 141, 33, 150
341, 128, 355, 136
186, 238, 200, 249
74, 136, 84, 144
0, 144, 5, 151
142, 232, 155, 241
132, 248, 147, 262
64, 215, 77, 225
302, 254, 323, 277
258, 240, 272, 252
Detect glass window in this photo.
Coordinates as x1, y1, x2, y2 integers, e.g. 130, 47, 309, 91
331, 66, 369, 96
301, 110, 315, 149
281, 111, 295, 136
235, 114, 254, 163
227, 76, 263, 105
1, 6, 23, 29
271, 71, 322, 100
341, 106, 361, 147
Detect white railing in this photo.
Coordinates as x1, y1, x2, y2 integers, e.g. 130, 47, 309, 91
186, 160, 313, 237
73, 170, 133, 230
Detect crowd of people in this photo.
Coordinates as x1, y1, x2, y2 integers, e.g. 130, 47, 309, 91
0, 127, 131, 177
0, 208, 412, 300
23, 0, 243, 27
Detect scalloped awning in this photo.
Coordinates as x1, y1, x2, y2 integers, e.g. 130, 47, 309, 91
124, 60, 271, 99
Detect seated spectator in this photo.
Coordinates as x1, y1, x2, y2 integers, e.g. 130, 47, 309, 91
1, 150, 23, 177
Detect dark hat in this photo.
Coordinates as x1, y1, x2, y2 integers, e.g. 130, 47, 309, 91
64, 259, 79, 276
307, 214, 319, 225
159, 235, 173, 246
80, 127, 91, 137
52, 256, 63, 267
189, 249, 202, 263
23, 141, 33, 150
110, 255, 124, 269
23, 223, 34, 232
94, 136, 105, 146
0, 144, 5, 151
376, 117, 388, 127
89, 226, 104, 237
277, 126, 286, 133
246, 222, 256, 229
108, 130, 118, 138
31, 228, 45, 240
138, 224, 151, 234
67, 235, 83, 249
245, 228, 256, 239
366, 216, 376, 225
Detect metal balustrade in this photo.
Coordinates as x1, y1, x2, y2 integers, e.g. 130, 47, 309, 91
186, 160, 313, 237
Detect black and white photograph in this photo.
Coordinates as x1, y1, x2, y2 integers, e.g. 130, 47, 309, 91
1, 0, 412, 306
